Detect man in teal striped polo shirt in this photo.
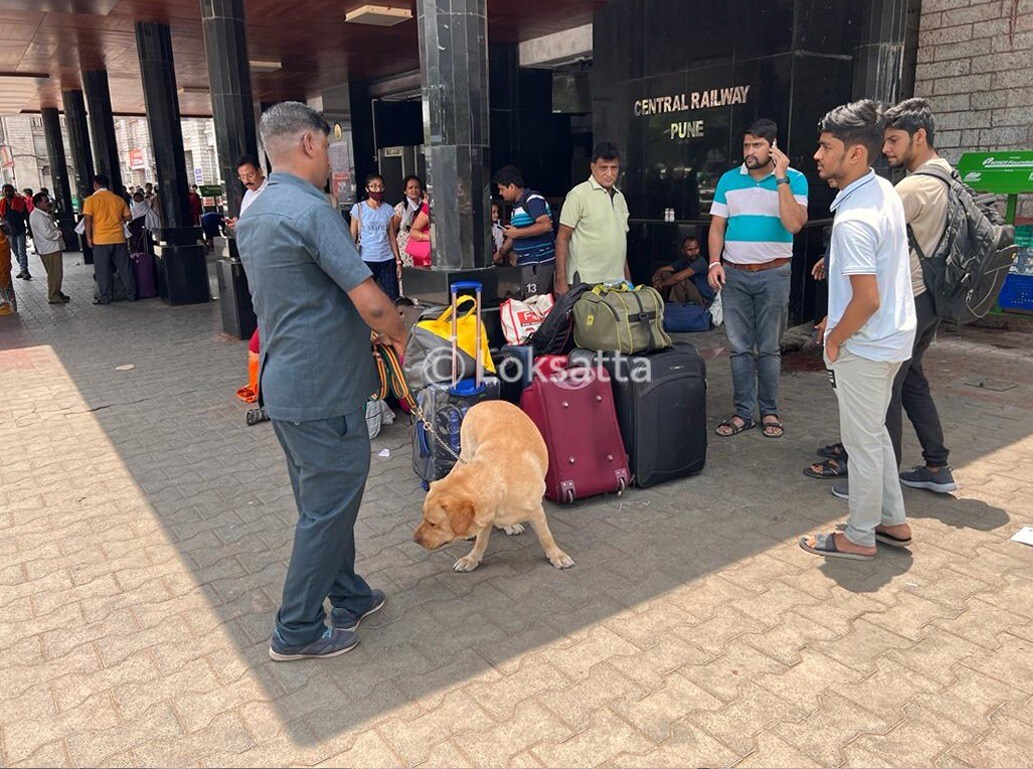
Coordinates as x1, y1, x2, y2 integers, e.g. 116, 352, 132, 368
708, 119, 809, 439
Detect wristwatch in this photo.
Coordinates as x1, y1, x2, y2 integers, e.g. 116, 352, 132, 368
776, 177, 790, 186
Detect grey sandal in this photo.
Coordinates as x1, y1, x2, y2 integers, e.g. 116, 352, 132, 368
799, 533, 874, 561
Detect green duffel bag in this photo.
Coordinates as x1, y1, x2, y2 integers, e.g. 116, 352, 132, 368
572, 282, 672, 354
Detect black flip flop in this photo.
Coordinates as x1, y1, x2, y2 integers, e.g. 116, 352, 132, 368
803, 458, 848, 479
875, 529, 913, 548
817, 442, 847, 459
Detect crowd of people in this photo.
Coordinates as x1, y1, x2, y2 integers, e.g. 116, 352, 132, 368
3, 95, 963, 658
225, 95, 964, 661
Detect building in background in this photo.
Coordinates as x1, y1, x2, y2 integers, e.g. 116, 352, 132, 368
1, 114, 219, 199
0, 114, 59, 192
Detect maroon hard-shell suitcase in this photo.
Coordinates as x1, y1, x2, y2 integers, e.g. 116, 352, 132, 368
520, 364, 630, 503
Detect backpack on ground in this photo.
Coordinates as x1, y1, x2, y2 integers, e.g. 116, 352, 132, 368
528, 282, 590, 357
910, 165, 1017, 324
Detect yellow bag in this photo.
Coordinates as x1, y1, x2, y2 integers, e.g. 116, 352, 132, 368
403, 295, 496, 390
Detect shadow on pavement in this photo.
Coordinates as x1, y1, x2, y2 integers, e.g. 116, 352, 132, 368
1, 255, 1027, 750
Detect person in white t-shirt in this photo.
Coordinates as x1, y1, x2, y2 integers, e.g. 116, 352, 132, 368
802, 100, 917, 562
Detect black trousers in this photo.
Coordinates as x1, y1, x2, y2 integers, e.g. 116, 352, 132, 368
93, 243, 135, 303
886, 290, 949, 468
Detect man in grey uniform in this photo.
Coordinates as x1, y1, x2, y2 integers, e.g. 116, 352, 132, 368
237, 102, 407, 661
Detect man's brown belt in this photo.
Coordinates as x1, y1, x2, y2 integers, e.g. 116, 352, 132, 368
725, 257, 791, 272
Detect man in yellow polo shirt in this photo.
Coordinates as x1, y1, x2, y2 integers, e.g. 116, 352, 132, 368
83, 173, 134, 305
554, 142, 631, 294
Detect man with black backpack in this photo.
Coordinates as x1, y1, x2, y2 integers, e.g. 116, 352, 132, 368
809, 99, 959, 495
880, 98, 957, 493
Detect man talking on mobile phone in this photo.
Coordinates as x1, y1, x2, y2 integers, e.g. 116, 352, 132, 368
708, 119, 809, 440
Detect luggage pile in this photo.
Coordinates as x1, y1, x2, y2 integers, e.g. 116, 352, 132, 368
401, 279, 708, 501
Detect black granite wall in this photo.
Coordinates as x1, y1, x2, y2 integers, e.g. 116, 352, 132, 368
594, 0, 859, 220
593, 0, 877, 323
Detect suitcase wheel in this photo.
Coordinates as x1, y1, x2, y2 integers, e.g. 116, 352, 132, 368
564, 488, 575, 504
422, 480, 430, 492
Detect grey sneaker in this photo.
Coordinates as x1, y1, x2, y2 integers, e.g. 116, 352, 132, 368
268, 627, 359, 662
330, 589, 386, 631
900, 465, 957, 493
832, 480, 849, 500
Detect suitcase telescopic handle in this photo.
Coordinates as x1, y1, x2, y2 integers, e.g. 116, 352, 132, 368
449, 281, 484, 389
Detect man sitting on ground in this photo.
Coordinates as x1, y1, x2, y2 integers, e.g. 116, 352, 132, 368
652, 236, 714, 306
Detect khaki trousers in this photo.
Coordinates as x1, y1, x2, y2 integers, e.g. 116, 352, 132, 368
827, 347, 906, 547
38, 251, 64, 302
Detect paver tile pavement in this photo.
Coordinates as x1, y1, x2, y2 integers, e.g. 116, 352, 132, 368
1, 256, 1033, 766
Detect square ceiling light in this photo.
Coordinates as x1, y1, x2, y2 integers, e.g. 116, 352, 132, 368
344, 4, 412, 26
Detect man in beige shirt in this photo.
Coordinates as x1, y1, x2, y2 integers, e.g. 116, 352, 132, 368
554, 142, 630, 294
812, 98, 956, 496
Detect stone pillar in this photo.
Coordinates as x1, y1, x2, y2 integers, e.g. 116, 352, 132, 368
136, 20, 210, 305
200, 0, 258, 222
61, 90, 94, 209
82, 70, 124, 195
416, 0, 492, 270
61, 90, 93, 261
200, 0, 259, 336
40, 107, 80, 250
136, 22, 194, 232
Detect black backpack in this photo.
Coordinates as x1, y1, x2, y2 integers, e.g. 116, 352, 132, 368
529, 282, 590, 356
909, 165, 1017, 324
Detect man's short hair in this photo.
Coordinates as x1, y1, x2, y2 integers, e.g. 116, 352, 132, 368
745, 119, 778, 144
883, 97, 936, 149
817, 100, 885, 165
236, 154, 260, 170
493, 165, 525, 188
259, 101, 330, 152
592, 142, 620, 163
22, 188, 33, 196
93, 173, 109, 187
32, 192, 48, 206
682, 235, 700, 246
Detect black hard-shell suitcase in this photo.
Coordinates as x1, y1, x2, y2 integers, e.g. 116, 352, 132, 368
569, 342, 706, 487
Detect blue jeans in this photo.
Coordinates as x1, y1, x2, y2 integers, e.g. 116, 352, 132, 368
9, 234, 27, 274
721, 263, 791, 420
365, 259, 399, 301
271, 409, 374, 646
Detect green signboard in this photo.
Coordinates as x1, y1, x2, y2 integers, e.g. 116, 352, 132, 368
199, 184, 224, 197
956, 151, 1033, 195
956, 150, 1033, 224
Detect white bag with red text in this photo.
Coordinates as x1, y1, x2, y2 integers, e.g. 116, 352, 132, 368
500, 294, 555, 345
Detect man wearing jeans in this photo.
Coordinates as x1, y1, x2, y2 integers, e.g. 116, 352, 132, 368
708, 119, 808, 439
801, 100, 916, 561
0, 184, 31, 280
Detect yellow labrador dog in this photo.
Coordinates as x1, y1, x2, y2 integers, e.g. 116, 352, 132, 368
412, 400, 574, 572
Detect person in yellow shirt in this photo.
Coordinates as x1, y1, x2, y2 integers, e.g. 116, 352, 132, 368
83, 174, 134, 305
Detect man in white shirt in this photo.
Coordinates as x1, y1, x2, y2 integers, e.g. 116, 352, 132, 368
228, 155, 268, 228
802, 100, 916, 562
28, 193, 68, 303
